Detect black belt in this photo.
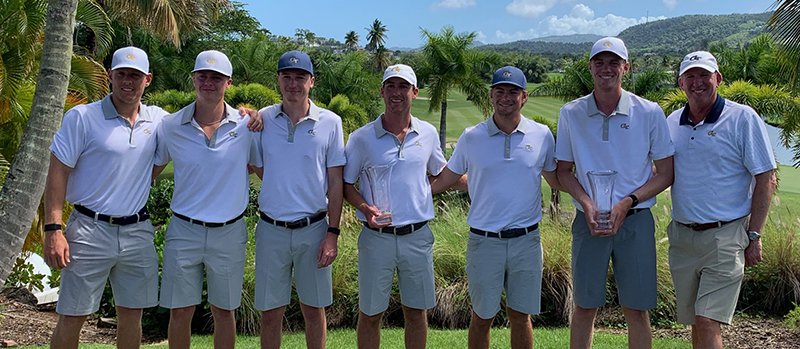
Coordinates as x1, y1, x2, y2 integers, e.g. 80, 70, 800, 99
364, 221, 428, 235
627, 208, 647, 217
260, 211, 327, 229
680, 217, 742, 232
74, 205, 149, 226
470, 223, 538, 239
173, 212, 244, 228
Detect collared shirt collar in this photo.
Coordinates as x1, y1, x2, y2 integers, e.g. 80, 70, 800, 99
679, 94, 725, 126
373, 113, 420, 139
487, 115, 527, 136
587, 90, 631, 118
101, 94, 152, 122
180, 102, 239, 125
276, 99, 321, 122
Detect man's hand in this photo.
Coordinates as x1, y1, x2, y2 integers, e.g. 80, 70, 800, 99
364, 205, 391, 229
745, 239, 763, 267
317, 233, 339, 268
580, 199, 603, 236
240, 107, 263, 131
44, 231, 70, 269
608, 197, 634, 235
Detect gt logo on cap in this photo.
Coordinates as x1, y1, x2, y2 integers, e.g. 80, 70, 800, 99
290, 57, 298, 63
503, 71, 512, 77
689, 55, 700, 61
603, 41, 613, 47
391, 66, 402, 72
126, 54, 136, 60
207, 58, 216, 64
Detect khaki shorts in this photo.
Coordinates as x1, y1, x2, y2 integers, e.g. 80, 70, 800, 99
254, 217, 332, 311
466, 228, 543, 319
667, 217, 748, 325
159, 216, 247, 310
571, 209, 657, 310
357, 224, 436, 316
56, 211, 159, 316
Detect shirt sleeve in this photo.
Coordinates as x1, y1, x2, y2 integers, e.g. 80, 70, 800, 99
327, 117, 347, 167
49, 108, 87, 168
554, 108, 574, 162
153, 117, 171, 166
543, 130, 557, 172
648, 106, 676, 161
447, 130, 469, 175
248, 131, 262, 167
427, 133, 447, 176
740, 108, 777, 175
343, 132, 362, 184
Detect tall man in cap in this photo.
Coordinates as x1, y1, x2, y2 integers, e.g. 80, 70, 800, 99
431, 66, 562, 349
555, 37, 675, 349
343, 64, 447, 349
154, 50, 262, 349
43, 46, 167, 349
666, 51, 776, 349
253, 50, 346, 349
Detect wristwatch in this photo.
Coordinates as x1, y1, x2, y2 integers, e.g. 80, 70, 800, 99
747, 230, 761, 241
627, 194, 639, 208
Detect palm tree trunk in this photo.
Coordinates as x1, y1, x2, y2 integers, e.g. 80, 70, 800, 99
439, 101, 447, 151
0, 0, 77, 287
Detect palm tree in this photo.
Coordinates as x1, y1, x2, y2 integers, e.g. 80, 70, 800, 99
372, 45, 392, 73
345, 30, 359, 51
531, 55, 593, 102
365, 19, 387, 52
768, 0, 800, 94
419, 26, 500, 150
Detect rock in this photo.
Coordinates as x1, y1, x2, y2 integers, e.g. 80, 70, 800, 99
0, 287, 37, 307
0, 339, 18, 347
97, 317, 117, 329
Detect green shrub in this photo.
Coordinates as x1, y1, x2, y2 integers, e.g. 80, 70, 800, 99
143, 90, 196, 113
225, 83, 281, 110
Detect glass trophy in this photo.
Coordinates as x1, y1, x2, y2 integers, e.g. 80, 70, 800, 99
587, 170, 617, 232
365, 164, 392, 224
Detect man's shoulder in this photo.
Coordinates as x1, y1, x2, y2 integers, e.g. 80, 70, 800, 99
560, 94, 592, 115
316, 106, 343, 124
525, 117, 554, 135
348, 119, 376, 140
666, 106, 686, 123
64, 99, 103, 118
413, 116, 438, 135
627, 92, 662, 113
722, 98, 759, 119
258, 103, 281, 118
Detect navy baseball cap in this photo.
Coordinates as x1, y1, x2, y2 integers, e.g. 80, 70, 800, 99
278, 50, 314, 76
491, 66, 527, 89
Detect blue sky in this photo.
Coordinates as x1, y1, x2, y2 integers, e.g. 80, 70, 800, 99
243, 0, 775, 48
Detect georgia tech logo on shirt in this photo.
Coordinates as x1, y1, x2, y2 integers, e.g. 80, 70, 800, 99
143, 129, 152, 134
229, 131, 238, 138
414, 141, 422, 147
207, 58, 216, 65
708, 130, 717, 137
525, 144, 533, 151
620, 123, 630, 129
126, 54, 136, 60
308, 129, 316, 135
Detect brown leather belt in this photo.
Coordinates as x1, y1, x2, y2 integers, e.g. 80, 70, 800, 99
680, 217, 741, 232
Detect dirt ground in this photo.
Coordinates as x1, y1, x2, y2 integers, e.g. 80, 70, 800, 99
2, 294, 799, 347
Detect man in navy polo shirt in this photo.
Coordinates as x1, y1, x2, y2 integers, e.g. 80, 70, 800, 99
666, 51, 776, 349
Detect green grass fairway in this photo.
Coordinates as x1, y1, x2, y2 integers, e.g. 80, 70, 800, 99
778, 164, 800, 195
410, 88, 564, 143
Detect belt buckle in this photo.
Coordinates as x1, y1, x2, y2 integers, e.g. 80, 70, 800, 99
497, 230, 504, 239
391, 226, 399, 235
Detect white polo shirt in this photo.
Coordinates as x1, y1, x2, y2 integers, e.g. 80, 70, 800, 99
255, 101, 346, 221
555, 90, 675, 211
343, 115, 446, 226
155, 102, 261, 222
667, 95, 776, 224
448, 116, 556, 232
50, 94, 167, 216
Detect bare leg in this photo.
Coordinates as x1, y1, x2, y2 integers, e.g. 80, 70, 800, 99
168, 306, 195, 349
622, 307, 651, 349
692, 316, 723, 349
467, 311, 493, 349
569, 304, 597, 349
402, 306, 428, 349
260, 306, 285, 349
508, 308, 533, 349
210, 305, 236, 349
50, 314, 89, 349
300, 303, 326, 349
115, 306, 143, 349
357, 311, 382, 349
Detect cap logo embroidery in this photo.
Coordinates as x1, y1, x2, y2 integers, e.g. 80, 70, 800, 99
290, 57, 298, 63
126, 54, 136, 60
603, 41, 613, 47
689, 55, 700, 61
308, 129, 316, 135
143, 129, 152, 134
503, 71, 512, 77
708, 130, 716, 137
620, 123, 630, 129
229, 131, 238, 138
391, 66, 403, 72
207, 58, 216, 65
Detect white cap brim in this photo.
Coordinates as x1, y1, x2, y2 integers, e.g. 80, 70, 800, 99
192, 68, 231, 77
383, 75, 416, 87
111, 63, 148, 74
679, 63, 717, 76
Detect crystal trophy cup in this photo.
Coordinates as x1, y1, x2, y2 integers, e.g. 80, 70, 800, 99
365, 164, 392, 224
587, 170, 618, 232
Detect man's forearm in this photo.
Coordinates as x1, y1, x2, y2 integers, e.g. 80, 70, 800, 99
748, 170, 776, 232
344, 183, 370, 215
327, 167, 344, 229
629, 157, 674, 203
44, 153, 71, 225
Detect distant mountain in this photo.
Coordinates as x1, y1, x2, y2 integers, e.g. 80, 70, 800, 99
533, 34, 603, 44
389, 46, 418, 52
481, 12, 773, 57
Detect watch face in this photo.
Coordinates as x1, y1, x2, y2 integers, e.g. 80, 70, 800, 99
748, 231, 761, 241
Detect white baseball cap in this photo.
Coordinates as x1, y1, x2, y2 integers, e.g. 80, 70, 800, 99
590, 37, 628, 61
111, 46, 149, 74
382, 64, 417, 87
679, 51, 719, 76
192, 50, 233, 77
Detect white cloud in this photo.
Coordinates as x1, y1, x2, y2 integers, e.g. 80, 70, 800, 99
663, 0, 677, 10
506, 0, 558, 19
491, 4, 666, 43
475, 31, 488, 43
432, 0, 476, 9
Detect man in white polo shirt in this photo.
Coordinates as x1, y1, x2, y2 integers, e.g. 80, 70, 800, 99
154, 50, 261, 349
43, 46, 166, 349
343, 64, 447, 349
252, 50, 346, 349
555, 37, 674, 349
666, 51, 776, 349
431, 66, 562, 349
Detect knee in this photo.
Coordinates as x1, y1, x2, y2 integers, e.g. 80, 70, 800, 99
572, 305, 597, 319
58, 314, 89, 328
115, 306, 143, 321
694, 316, 720, 330
301, 305, 325, 324
470, 312, 493, 331
506, 308, 531, 327
622, 307, 649, 324
359, 311, 383, 326
170, 306, 195, 322
402, 307, 427, 324
211, 306, 235, 321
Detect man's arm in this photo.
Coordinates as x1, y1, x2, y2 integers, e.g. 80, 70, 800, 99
344, 183, 390, 228
239, 107, 263, 132
318, 166, 344, 268
429, 167, 466, 194
43, 153, 72, 269
542, 169, 562, 192
744, 169, 776, 266
609, 156, 674, 234
152, 164, 167, 180
557, 160, 599, 234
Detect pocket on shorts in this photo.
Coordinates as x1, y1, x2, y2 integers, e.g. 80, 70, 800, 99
467, 234, 485, 252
